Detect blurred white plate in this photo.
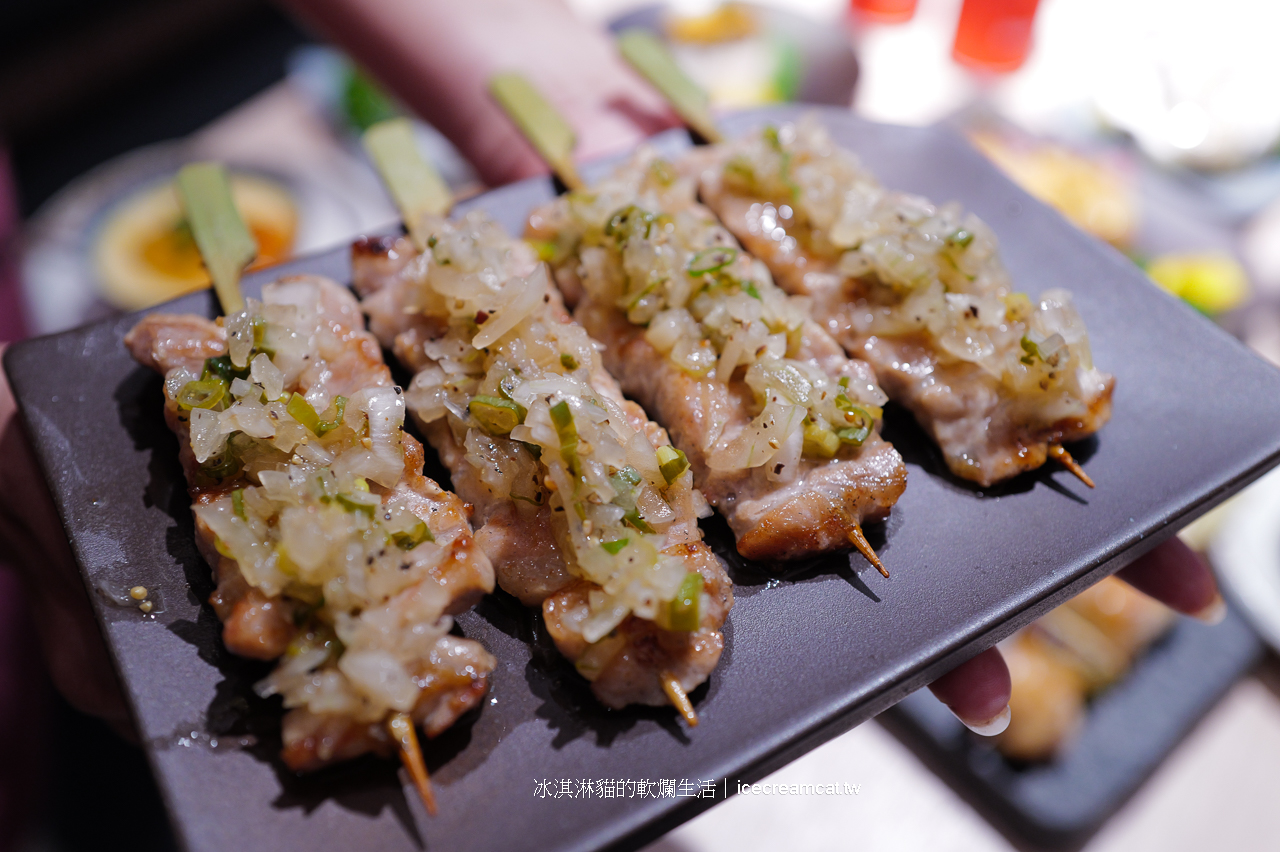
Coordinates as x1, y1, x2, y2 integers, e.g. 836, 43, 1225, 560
1212, 466, 1280, 653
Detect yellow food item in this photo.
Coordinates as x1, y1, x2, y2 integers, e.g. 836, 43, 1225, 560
95, 173, 296, 310
665, 3, 758, 44
970, 132, 1138, 248
997, 577, 1174, 762
1147, 252, 1250, 315
998, 630, 1087, 762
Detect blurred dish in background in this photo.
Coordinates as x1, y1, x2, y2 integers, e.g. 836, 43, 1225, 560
1145, 251, 1250, 316
883, 588, 1260, 848
966, 121, 1257, 320
609, 3, 858, 109
1213, 467, 1280, 657
1087, 0, 1280, 171
970, 130, 1138, 248
94, 172, 295, 310
998, 577, 1174, 762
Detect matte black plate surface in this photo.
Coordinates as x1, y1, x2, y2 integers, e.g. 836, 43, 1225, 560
881, 605, 1263, 849
8, 106, 1280, 852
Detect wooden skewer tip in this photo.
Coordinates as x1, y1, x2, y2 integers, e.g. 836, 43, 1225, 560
848, 524, 889, 578
1048, 444, 1094, 488
660, 671, 699, 728
388, 712, 438, 816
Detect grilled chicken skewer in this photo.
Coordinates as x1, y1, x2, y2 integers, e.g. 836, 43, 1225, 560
355, 122, 731, 720
691, 119, 1114, 487
126, 276, 496, 789
613, 36, 1109, 487
526, 149, 907, 564
353, 217, 732, 720
127, 166, 490, 809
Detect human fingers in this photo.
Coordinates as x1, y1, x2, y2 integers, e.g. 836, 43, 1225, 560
1115, 536, 1224, 623
926, 645, 1012, 736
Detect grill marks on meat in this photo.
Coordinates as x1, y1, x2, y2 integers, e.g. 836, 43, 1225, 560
124, 276, 495, 771
352, 233, 734, 708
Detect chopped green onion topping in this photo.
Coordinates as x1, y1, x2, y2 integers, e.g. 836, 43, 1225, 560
247, 315, 277, 358
601, 538, 629, 555
837, 424, 871, 446
834, 396, 874, 446
742, 281, 762, 300
802, 421, 840, 458
605, 205, 656, 243
687, 246, 738, 275
202, 355, 250, 383
608, 466, 655, 533
202, 433, 246, 480
668, 571, 703, 632
649, 159, 677, 186
335, 492, 379, 516
559, 353, 579, 371
1020, 335, 1040, 365
392, 520, 434, 550
549, 400, 581, 476
469, 395, 526, 435
947, 228, 974, 248
1004, 292, 1033, 323
624, 510, 655, 534
529, 239, 557, 262
319, 397, 348, 435
656, 445, 690, 485
231, 488, 246, 519
287, 394, 348, 436
177, 378, 227, 410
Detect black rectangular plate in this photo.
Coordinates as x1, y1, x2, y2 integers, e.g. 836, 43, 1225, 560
880, 604, 1263, 849
7, 106, 1280, 852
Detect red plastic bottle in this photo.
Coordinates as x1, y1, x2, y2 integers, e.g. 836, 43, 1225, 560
952, 0, 1042, 73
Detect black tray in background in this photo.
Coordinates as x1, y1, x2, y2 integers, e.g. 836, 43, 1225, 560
7, 106, 1280, 852
880, 604, 1263, 850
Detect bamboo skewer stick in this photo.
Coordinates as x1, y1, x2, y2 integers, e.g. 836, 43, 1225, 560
617, 29, 722, 144
176, 162, 257, 315
1047, 443, 1094, 488
489, 72, 585, 192
387, 712, 438, 816
848, 524, 889, 578
362, 118, 454, 250
660, 671, 699, 727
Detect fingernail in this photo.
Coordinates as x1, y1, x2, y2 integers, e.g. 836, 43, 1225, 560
952, 704, 1011, 737
1192, 593, 1227, 625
